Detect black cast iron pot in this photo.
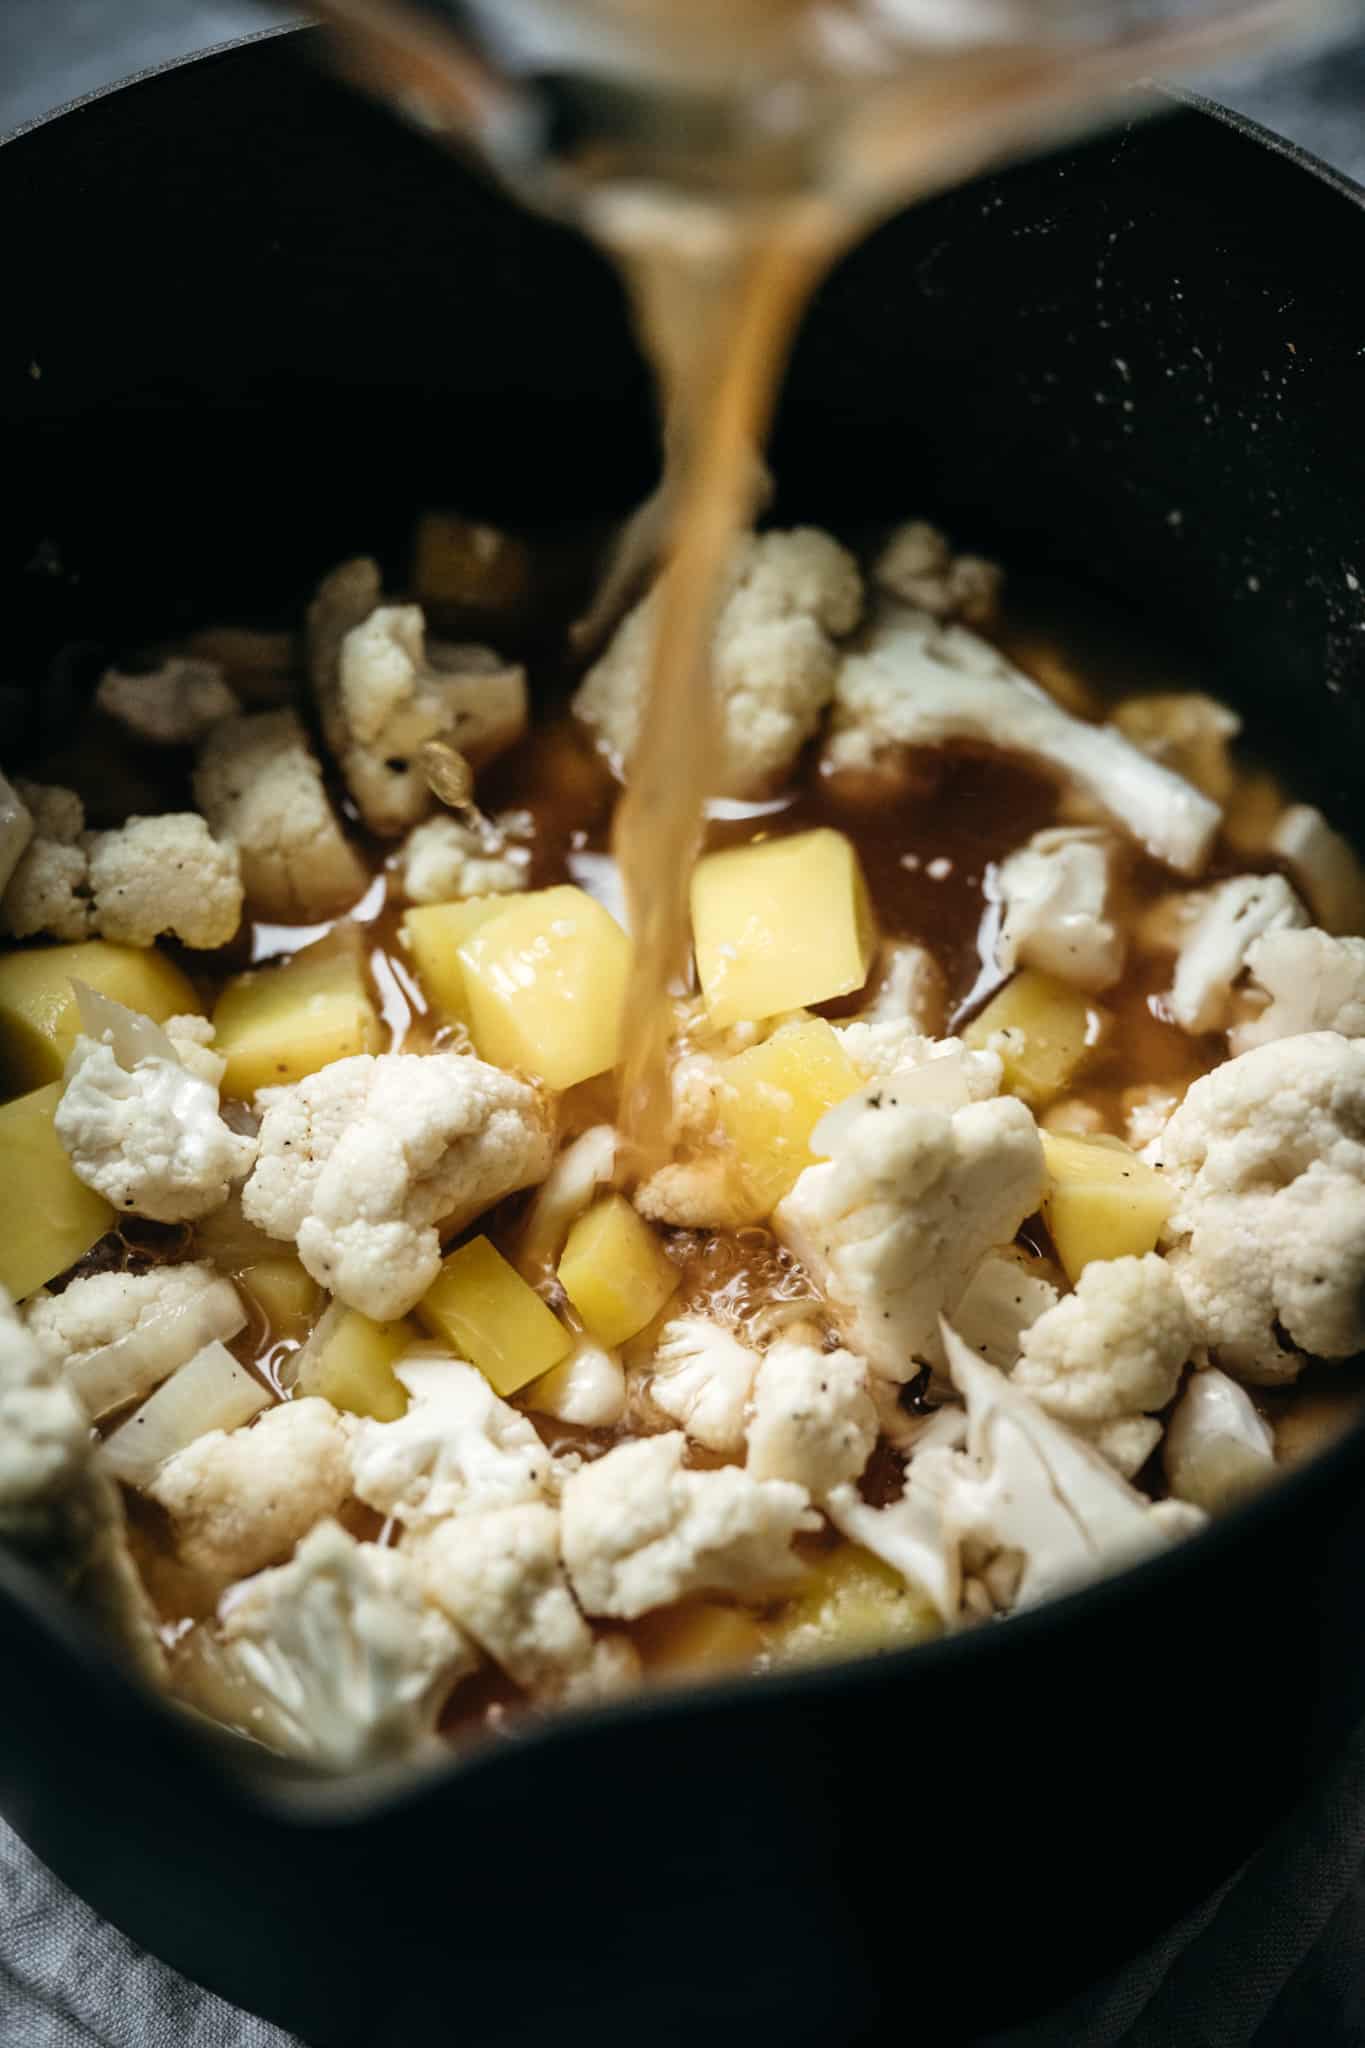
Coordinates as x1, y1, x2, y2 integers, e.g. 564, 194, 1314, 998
3, 27, 1365, 2047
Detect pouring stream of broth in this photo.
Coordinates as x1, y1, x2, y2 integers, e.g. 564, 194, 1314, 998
306, 0, 1336, 1158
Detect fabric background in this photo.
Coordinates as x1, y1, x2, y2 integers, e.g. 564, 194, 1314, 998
3, 6, 1365, 2044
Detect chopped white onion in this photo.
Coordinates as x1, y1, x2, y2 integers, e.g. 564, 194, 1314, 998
69, 1276, 247, 1419
102, 1341, 271, 1488
71, 980, 179, 1068
517, 1125, 618, 1282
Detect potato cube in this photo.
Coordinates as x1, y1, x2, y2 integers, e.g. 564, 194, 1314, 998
456, 885, 631, 1090
0, 940, 200, 1099
716, 1018, 865, 1217
763, 1543, 940, 1666
295, 1305, 415, 1421
1040, 1130, 1173, 1284
400, 897, 513, 1026
691, 829, 877, 1029
639, 1601, 766, 1684
0, 1082, 114, 1299
239, 1257, 321, 1337
557, 1195, 679, 1347
417, 1235, 571, 1397
213, 928, 381, 1098
963, 970, 1107, 1106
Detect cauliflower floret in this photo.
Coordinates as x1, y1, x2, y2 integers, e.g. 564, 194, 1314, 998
1112, 692, 1242, 803
349, 1356, 552, 1530
0, 1284, 88, 1529
86, 813, 243, 950
1163, 1366, 1276, 1513
874, 520, 1001, 624
0, 770, 33, 895
1270, 803, 1365, 936
835, 1026, 1002, 1096
1012, 1254, 1192, 1468
216, 1520, 475, 1770
1, 790, 92, 938
993, 827, 1124, 991
645, 1315, 762, 1453
25, 1261, 245, 1418
1152, 874, 1309, 1035
149, 1397, 352, 1581
824, 1419, 964, 1619
426, 642, 529, 768
574, 528, 863, 798
397, 812, 529, 905
561, 1431, 814, 1619
824, 607, 1220, 875
194, 709, 368, 922
1121, 1083, 1182, 1150
1230, 927, 1365, 1054
746, 1332, 877, 1495
774, 1080, 1045, 1381
95, 656, 240, 745
55, 996, 256, 1223
242, 1052, 551, 1320
413, 1500, 624, 1701
165, 1013, 227, 1086
1145, 1031, 1365, 1382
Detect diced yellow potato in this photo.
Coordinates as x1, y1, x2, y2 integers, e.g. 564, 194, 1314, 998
417, 1235, 571, 1397
691, 828, 877, 1029
557, 1194, 679, 1347
213, 928, 381, 1098
0, 1082, 114, 1299
399, 897, 513, 1026
715, 1017, 865, 1216
639, 1602, 766, 1683
295, 1306, 415, 1421
764, 1544, 941, 1666
0, 940, 200, 1099
963, 970, 1107, 1106
239, 1257, 321, 1336
412, 512, 529, 614
456, 885, 631, 1090
1040, 1130, 1173, 1284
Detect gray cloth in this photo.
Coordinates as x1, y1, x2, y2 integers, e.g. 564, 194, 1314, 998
5, 1719, 1365, 2046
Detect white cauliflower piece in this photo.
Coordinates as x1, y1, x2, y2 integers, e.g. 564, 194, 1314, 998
149, 1397, 353, 1581
1, 779, 91, 938
1112, 691, 1242, 803
1155, 874, 1309, 1035
414, 1501, 618, 1701
993, 827, 1124, 991
242, 1051, 551, 1320
935, 1330, 1205, 1610
824, 607, 1220, 874
26, 1261, 245, 1418
55, 995, 255, 1223
646, 1315, 762, 1453
194, 709, 368, 922
426, 642, 529, 768
1013, 1254, 1192, 1468
85, 813, 243, 949
574, 528, 863, 798
1145, 1031, 1365, 1382
0, 771, 33, 895
856, 940, 947, 1037
746, 1332, 877, 1495
561, 1431, 814, 1620
874, 520, 1001, 624
834, 1026, 1003, 1097
0, 1284, 88, 1527
1122, 1083, 1182, 1150
1230, 927, 1365, 1054
1163, 1366, 1276, 1513
165, 1014, 227, 1087
397, 812, 529, 905
951, 1250, 1060, 1371
95, 656, 239, 745
349, 1356, 552, 1530
774, 1078, 1045, 1381
1271, 804, 1365, 936
524, 1336, 626, 1429
216, 1520, 475, 1770
824, 1418, 964, 1620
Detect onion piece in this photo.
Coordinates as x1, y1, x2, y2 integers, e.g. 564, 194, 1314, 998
516, 1125, 618, 1283
69, 1276, 247, 1419
71, 980, 179, 1068
102, 1341, 271, 1488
